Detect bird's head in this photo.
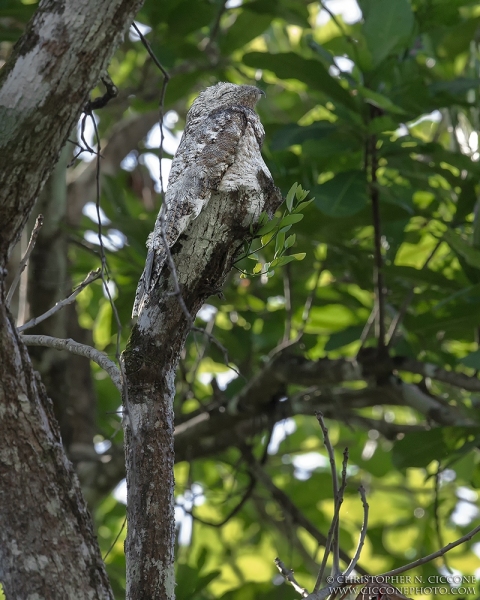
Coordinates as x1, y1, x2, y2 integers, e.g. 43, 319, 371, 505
187, 82, 265, 121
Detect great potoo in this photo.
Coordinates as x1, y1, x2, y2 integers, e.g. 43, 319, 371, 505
132, 82, 280, 317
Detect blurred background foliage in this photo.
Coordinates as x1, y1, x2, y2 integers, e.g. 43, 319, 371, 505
2, 0, 480, 598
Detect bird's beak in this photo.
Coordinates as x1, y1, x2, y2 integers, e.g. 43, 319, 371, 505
257, 88, 266, 98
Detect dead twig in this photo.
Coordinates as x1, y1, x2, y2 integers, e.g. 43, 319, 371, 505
18, 269, 101, 333
275, 557, 309, 598
6, 214, 44, 307
343, 485, 369, 577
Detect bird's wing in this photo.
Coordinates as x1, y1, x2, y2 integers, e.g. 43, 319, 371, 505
132, 108, 248, 317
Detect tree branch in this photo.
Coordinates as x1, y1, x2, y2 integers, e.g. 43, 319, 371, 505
18, 269, 101, 332
21, 334, 122, 392
6, 214, 43, 307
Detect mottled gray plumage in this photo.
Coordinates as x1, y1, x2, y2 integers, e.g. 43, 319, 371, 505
132, 82, 273, 317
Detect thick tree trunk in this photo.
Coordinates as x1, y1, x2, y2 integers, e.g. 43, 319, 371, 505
123, 186, 282, 598
0, 0, 144, 597
0, 306, 113, 599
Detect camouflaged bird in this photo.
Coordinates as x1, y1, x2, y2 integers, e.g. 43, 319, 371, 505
132, 82, 275, 317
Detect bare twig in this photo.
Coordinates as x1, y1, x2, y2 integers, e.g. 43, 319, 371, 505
358, 305, 377, 349
85, 73, 118, 112
332, 448, 349, 576
377, 522, 480, 578
103, 515, 126, 561
132, 23, 169, 83
244, 448, 367, 575
316, 413, 339, 500
191, 326, 241, 379
87, 112, 132, 441
275, 557, 309, 597
187, 476, 255, 528
18, 269, 101, 332
344, 485, 369, 577
313, 511, 340, 592
313, 415, 343, 590
21, 334, 122, 391
189, 315, 215, 382
298, 263, 324, 338
6, 214, 44, 307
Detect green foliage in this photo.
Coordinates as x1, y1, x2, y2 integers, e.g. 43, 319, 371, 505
5, 0, 480, 596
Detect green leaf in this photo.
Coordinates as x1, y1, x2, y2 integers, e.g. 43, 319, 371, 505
219, 11, 272, 54
242, 52, 357, 110
292, 253, 306, 260
285, 183, 297, 212
357, 85, 407, 115
454, 180, 477, 223
284, 234, 296, 249
293, 199, 314, 213
359, 0, 414, 67
274, 231, 285, 257
325, 325, 364, 351
279, 213, 304, 226
271, 122, 337, 151
393, 429, 450, 468
272, 255, 298, 267
256, 216, 279, 236
295, 185, 308, 201
444, 229, 480, 269
458, 350, 480, 370
314, 170, 368, 218
253, 263, 263, 274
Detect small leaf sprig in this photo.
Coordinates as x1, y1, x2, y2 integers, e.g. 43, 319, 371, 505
237, 183, 314, 279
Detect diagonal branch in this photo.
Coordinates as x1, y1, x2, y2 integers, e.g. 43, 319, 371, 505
18, 269, 101, 332
6, 214, 44, 307
21, 334, 122, 391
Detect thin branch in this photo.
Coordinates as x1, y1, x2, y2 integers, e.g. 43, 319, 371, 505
313, 511, 340, 592
298, 262, 324, 338
18, 269, 101, 332
274, 557, 309, 598
333, 448, 349, 576
344, 485, 369, 577
6, 214, 44, 307
21, 334, 122, 391
316, 413, 339, 501
318, 1, 360, 64
132, 23, 169, 82
397, 357, 480, 392
188, 476, 255, 528
103, 515, 126, 561
358, 305, 377, 349
377, 522, 480, 578
191, 326, 242, 379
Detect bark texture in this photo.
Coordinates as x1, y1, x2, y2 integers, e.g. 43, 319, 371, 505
0, 0, 144, 261
123, 185, 282, 599
0, 0, 144, 597
0, 305, 113, 599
